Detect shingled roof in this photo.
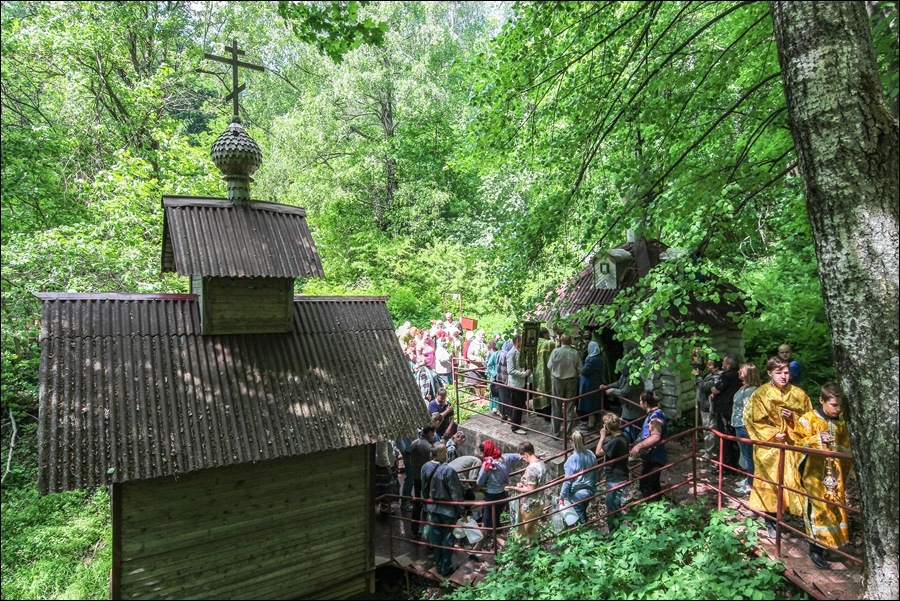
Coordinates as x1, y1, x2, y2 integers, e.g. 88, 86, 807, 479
37, 294, 427, 494
161, 196, 324, 278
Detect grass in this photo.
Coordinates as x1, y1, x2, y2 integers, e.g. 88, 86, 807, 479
1, 426, 111, 600
446, 382, 492, 423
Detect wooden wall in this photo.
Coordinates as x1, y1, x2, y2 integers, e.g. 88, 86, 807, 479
114, 447, 372, 600
197, 276, 294, 335
672, 325, 746, 417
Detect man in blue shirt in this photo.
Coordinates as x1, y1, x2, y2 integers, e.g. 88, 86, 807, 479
421, 442, 465, 577
778, 344, 802, 387
427, 388, 457, 439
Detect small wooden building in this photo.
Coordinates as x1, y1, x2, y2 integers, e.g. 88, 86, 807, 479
37, 117, 427, 599
541, 237, 749, 418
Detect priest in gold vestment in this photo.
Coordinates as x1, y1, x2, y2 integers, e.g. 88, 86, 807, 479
744, 356, 812, 537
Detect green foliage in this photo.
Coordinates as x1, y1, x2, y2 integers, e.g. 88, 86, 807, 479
869, 1, 899, 109
465, 1, 844, 383
1, 438, 110, 600
447, 502, 793, 601
277, 0, 387, 63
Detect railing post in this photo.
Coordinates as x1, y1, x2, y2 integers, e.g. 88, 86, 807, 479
691, 427, 698, 502
563, 398, 569, 453
454, 359, 460, 413
717, 433, 724, 511
775, 447, 786, 558
492, 503, 498, 557
389, 510, 394, 563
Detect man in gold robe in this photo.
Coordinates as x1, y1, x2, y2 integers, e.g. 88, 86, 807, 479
793, 382, 852, 570
744, 356, 813, 537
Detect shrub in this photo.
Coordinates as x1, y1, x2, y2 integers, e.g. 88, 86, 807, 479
446, 502, 793, 600
1, 436, 111, 600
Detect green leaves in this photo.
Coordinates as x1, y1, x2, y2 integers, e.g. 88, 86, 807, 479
276, 1, 387, 63
448, 502, 790, 600
1, 470, 111, 600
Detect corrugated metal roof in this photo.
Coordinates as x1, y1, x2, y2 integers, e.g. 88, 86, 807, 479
161, 196, 324, 279
37, 295, 428, 494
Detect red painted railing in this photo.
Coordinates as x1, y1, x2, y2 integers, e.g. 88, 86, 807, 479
380, 359, 860, 598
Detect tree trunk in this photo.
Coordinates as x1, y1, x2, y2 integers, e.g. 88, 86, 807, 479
770, 3, 899, 599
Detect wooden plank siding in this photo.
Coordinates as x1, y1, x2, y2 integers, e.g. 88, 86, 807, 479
200, 276, 293, 335
117, 447, 370, 600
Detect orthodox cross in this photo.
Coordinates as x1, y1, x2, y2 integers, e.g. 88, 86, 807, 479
204, 40, 265, 118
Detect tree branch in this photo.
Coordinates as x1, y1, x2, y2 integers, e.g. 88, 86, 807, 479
1, 408, 17, 486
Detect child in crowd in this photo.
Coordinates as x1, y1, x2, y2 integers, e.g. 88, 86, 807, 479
793, 382, 852, 570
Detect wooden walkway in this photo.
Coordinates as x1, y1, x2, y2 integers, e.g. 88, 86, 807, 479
375, 408, 864, 599
374, 504, 496, 588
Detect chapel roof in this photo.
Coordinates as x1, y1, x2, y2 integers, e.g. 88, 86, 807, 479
37, 294, 427, 494
533, 239, 748, 328
161, 196, 324, 279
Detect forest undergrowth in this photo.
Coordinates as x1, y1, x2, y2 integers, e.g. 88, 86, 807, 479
444, 501, 802, 601
1, 422, 111, 601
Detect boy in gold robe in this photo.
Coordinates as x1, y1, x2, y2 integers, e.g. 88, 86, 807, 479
744, 356, 813, 537
793, 382, 852, 570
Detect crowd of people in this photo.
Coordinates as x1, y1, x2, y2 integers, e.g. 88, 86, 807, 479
378, 355, 669, 570
695, 345, 852, 570
384, 317, 851, 574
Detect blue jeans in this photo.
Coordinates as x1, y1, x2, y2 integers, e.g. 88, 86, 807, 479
430, 513, 457, 575
735, 426, 754, 487
570, 487, 595, 524
605, 480, 628, 532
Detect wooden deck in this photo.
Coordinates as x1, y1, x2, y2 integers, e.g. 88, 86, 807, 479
375, 406, 864, 599
373, 502, 497, 588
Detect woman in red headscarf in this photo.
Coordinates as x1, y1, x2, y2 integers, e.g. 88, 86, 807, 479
470, 440, 515, 559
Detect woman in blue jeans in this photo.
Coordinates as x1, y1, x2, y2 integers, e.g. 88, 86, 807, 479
558, 430, 598, 524
731, 363, 761, 495
596, 412, 630, 533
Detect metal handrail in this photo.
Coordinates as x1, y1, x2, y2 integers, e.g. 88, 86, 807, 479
380, 420, 863, 596
451, 361, 642, 454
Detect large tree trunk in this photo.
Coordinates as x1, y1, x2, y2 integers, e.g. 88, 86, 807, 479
770, 3, 899, 599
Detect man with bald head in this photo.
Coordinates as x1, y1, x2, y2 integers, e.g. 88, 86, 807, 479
778, 344, 802, 387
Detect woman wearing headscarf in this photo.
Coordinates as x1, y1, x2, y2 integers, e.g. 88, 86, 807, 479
578, 341, 604, 431
495, 340, 513, 421
471, 440, 516, 558
485, 338, 502, 415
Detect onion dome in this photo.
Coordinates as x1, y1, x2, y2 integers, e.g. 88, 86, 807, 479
210, 116, 262, 203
